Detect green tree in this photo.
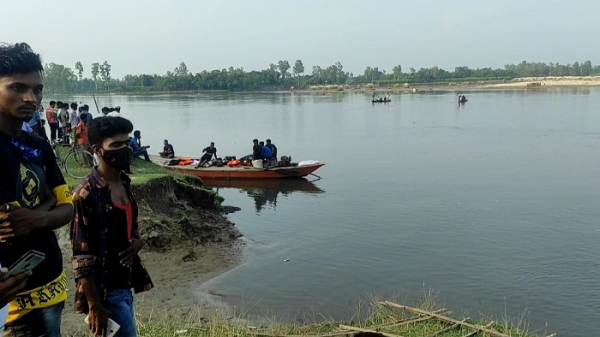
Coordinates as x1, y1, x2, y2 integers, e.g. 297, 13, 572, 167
277, 60, 290, 81
75, 61, 84, 80
571, 62, 581, 76
293, 60, 304, 87
100, 61, 111, 89
581, 60, 592, 76
392, 65, 402, 81
91, 62, 100, 89
174, 62, 189, 76
44, 63, 76, 93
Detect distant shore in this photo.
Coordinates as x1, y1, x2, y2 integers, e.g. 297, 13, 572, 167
286, 76, 600, 94
47, 76, 600, 97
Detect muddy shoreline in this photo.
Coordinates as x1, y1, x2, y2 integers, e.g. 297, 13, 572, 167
59, 176, 244, 333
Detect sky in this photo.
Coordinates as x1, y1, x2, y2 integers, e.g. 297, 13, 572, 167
2, 0, 599, 78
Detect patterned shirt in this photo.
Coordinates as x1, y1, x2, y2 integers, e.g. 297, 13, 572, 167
70, 168, 153, 314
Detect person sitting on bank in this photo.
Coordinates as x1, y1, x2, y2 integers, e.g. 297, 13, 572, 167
129, 130, 150, 161
159, 139, 175, 158
252, 139, 263, 160
266, 139, 277, 159
197, 142, 217, 167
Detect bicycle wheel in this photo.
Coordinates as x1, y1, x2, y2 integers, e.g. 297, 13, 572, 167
52, 145, 63, 168
64, 149, 94, 179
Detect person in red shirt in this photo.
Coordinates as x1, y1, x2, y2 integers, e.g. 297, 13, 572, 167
45, 101, 58, 142
76, 114, 92, 167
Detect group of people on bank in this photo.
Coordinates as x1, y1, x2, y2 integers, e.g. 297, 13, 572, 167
0, 43, 152, 337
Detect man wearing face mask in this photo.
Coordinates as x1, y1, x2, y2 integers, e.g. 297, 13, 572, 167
71, 116, 153, 337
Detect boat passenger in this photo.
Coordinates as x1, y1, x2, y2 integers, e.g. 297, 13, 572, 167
260, 141, 272, 159
198, 142, 217, 167
252, 139, 263, 160
159, 139, 175, 158
266, 139, 277, 158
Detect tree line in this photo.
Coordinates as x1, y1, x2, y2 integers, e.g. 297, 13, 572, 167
42, 59, 600, 93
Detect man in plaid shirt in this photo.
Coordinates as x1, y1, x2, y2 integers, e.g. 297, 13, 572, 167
71, 116, 153, 337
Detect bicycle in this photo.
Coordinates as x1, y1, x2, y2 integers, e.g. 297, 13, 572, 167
51, 140, 95, 179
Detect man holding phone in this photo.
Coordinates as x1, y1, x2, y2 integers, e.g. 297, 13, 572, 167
0, 43, 74, 336
71, 116, 153, 337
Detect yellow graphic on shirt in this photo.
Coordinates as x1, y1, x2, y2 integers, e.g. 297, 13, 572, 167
6, 269, 68, 324
53, 184, 73, 207
18, 163, 42, 209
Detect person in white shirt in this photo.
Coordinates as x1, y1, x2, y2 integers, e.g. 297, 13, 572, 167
101, 106, 121, 117
69, 102, 80, 142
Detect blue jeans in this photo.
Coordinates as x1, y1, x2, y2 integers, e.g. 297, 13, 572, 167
105, 289, 137, 337
131, 148, 149, 161
2, 301, 64, 337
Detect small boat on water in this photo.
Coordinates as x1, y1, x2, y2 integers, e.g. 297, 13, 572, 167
372, 98, 392, 103
150, 155, 325, 180
458, 95, 468, 103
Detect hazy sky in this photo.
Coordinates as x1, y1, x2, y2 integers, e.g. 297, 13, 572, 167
2, 0, 599, 78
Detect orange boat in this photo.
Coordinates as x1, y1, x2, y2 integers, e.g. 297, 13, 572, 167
150, 156, 325, 180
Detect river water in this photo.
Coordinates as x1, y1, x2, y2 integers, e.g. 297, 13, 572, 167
59, 89, 599, 336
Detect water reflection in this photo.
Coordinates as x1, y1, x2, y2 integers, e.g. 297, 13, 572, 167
205, 179, 325, 213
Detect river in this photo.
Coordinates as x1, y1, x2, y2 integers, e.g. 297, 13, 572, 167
56, 89, 599, 336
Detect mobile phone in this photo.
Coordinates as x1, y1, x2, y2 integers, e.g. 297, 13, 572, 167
2, 250, 45, 280
84, 315, 121, 337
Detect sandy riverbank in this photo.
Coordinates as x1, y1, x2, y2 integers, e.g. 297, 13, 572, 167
273, 76, 600, 94
57, 175, 243, 334
483, 75, 600, 88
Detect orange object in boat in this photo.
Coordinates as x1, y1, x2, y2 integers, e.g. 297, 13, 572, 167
227, 160, 241, 167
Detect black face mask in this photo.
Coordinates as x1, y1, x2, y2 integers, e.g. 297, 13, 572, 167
101, 147, 130, 170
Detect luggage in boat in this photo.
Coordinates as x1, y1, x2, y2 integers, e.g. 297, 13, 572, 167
168, 159, 179, 166
227, 160, 241, 167
252, 160, 263, 168
215, 159, 224, 167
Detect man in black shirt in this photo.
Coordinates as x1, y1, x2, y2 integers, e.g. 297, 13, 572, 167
266, 139, 277, 159
0, 43, 73, 336
197, 142, 217, 167
252, 139, 263, 160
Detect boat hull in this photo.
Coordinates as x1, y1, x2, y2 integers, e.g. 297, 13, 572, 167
150, 156, 324, 180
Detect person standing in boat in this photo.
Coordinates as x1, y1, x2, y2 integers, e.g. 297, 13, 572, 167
266, 139, 277, 159
260, 141, 272, 159
252, 139, 263, 160
197, 142, 217, 167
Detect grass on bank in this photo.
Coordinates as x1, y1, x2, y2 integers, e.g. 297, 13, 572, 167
57, 147, 223, 203
111, 298, 542, 337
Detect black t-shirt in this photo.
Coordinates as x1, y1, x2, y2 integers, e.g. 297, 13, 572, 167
0, 131, 66, 290
266, 143, 277, 157
204, 146, 216, 156
105, 203, 132, 290
252, 145, 262, 159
